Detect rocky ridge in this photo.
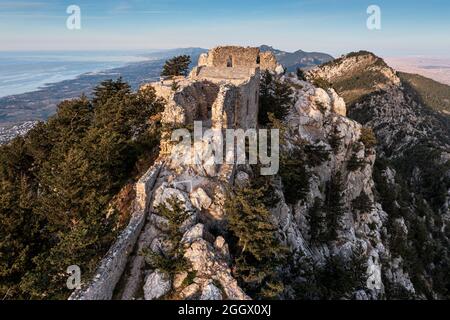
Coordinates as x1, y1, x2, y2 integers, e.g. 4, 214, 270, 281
72, 47, 449, 300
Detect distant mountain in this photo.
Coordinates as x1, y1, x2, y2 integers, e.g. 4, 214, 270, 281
259, 45, 334, 72
144, 47, 207, 61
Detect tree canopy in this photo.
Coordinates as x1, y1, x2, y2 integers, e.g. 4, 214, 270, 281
161, 55, 191, 78
0, 78, 164, 299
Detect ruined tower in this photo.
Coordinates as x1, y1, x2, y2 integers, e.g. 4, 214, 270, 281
146, 46, 282, 155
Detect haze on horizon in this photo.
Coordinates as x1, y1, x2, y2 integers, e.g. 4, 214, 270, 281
0, 0, 449, 58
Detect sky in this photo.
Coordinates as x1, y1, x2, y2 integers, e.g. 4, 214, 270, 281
0, 0, 449, 57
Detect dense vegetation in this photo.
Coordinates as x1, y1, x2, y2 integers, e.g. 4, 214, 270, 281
288, 246, 368, 300
0, 79, 164, 299
399, 72, 450, 115
374, 158, 450, 299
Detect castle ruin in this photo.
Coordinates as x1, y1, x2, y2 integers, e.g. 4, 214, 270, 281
147, 46, 282, 151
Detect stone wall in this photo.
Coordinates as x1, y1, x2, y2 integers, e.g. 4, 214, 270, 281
199, 46, 278, 71
204, 46, 260, 68
69, 161, 163, 300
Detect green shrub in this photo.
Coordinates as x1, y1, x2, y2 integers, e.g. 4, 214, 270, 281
296, 68, 307, 81
347, 153, 366, 171
360, 127, 377, 148
142, 197, 191, 277
312, 77, 332, 90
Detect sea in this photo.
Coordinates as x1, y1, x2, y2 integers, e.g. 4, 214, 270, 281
0, 51, 152, 98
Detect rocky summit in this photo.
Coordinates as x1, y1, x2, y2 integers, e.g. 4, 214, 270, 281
65, 46, 450, 300
2, 46, 449, 301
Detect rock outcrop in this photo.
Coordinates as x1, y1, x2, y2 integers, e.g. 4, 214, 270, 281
71, 47, 450, 300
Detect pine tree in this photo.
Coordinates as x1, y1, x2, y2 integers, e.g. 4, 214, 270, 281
258, 70, 293, 125
142, 197, 190, 276
325, 172, 345, 241
161, 55, 191, 78
309, 198, 326, 244
279, 145, 311, 205
352, 191, 374, 214
296, 68, 306, 81
225, 178, 286, 299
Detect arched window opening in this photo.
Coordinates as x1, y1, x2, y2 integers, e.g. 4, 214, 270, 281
256, 55, 260, 64
227, 56, 233, 68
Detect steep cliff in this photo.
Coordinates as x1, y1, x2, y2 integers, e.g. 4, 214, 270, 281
308, 52, 450, 299
70, 48, 449, 300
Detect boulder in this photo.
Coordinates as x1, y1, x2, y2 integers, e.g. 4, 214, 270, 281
190, 188, 212, 210
181, 223, 204, 244
214, 236, 230, 261
143, 270, 171, 300
234, 171, 250, 188
200, 283, 223, 300
153, 184, 193, 211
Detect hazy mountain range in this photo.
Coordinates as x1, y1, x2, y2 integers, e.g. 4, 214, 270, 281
0, 46, 333, 133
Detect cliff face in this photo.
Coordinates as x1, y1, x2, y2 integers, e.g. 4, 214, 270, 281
266, 75, 419, 299
72, 48, 449, 300
308, 52, 450, 299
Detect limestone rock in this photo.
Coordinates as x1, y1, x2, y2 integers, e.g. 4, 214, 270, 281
275, 64, 285, 75
173, 272, 188, 290
214, 236, 230, 261
200, 283, 223, 300
143, 270, 171, 300
153, 184, 193, 212
329, 88, 346, 116
184, 239, 250, 300
234, 171, 250, 188
190, 188, 212, 210
180, 283, 200, 299
181, 223, 204, 244
313, 88, 331, 112
354, 290, 369, 300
